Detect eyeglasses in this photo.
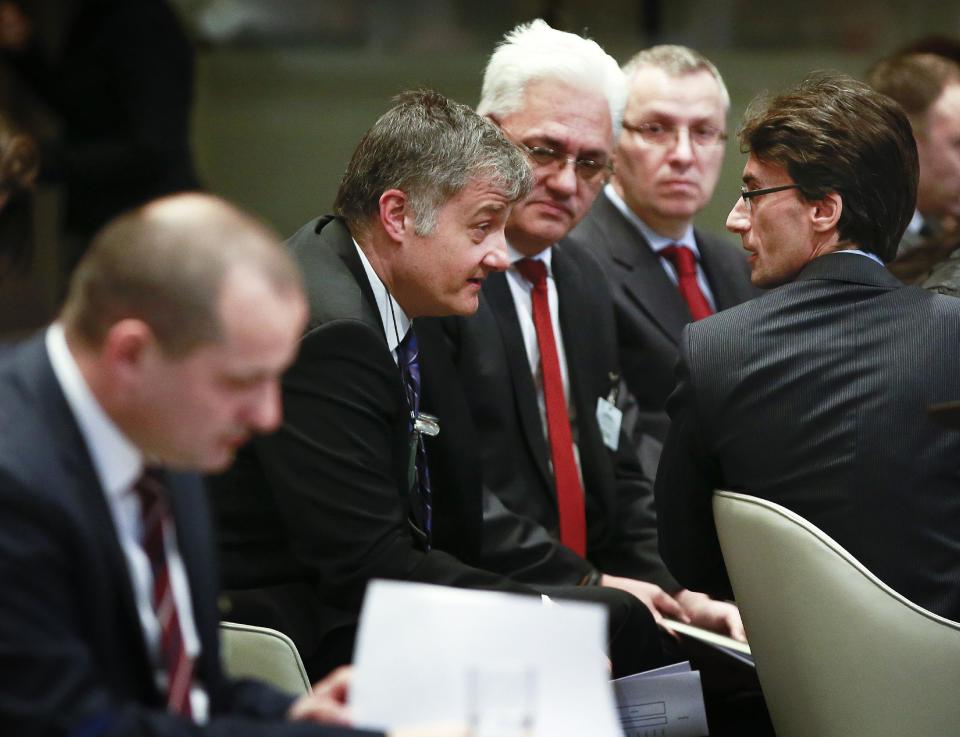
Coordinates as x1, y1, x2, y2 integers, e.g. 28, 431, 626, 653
622, 120, 728, 148
520, 143, 613, 183
739, 183, 800, 204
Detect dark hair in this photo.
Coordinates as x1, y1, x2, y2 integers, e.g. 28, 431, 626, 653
867, 52, 960, 121
897, 35, 960, 66
739, 72, 918, 262
333, 89, 532, 236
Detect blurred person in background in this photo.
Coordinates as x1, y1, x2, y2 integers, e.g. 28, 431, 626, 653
0, 0, 200, 277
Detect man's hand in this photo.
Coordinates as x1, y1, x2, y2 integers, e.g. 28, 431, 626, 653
288, 665, 353, 724
600, 573, 690, 628
674, 589, 746, 642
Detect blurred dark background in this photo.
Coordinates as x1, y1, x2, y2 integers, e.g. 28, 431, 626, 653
3, 0, 958, 336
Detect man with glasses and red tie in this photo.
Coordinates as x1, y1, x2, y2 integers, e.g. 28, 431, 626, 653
568, 46, 758, 463
656, 73, 960, 625
427, 21, 745, 656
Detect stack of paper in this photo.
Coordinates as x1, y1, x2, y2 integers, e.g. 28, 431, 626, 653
351, 580, 623, 737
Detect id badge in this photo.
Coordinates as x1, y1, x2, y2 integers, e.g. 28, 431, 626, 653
595, 396, 622, 451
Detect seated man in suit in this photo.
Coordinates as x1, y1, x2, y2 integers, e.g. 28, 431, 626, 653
210, 89, 664, 681
656, 72, 960, 623
869, 51, 960, 291
430, 21, 742, 639
0, 193, 390, 736
568, 45, 758, 454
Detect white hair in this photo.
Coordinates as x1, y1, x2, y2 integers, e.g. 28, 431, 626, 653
622, 44, 730, 111
477, 19, 627, 137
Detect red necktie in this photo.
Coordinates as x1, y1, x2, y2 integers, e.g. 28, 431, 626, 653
514, 258, 587, 556
135, 469, 195, 718
660, 244, 714, 321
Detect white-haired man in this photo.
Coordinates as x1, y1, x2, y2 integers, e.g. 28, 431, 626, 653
568, 45, 757, 454
426, 21, 744, 651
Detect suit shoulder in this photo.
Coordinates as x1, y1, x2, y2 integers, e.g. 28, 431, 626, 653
556, 236, 606, 276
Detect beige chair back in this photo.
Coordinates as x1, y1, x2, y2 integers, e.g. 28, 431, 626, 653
219, 621, 311, 696
713, 490, 960, 737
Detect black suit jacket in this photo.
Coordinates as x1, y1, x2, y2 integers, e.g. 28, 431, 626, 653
656, 253, 960, 620
0, 336, 369, 737
209, 217, 534, 673
568, 193, 758, 441
434, 241, 678, 591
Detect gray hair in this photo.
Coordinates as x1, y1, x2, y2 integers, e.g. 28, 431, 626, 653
334, 89, 533, 236
622, 44, 730, 111
477, 19, 626, 137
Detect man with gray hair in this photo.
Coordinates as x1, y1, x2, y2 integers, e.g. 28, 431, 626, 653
426, 23, 743, 655
569, 45, 757, 454
0, 192, 396, 735
211, 89, 664, 680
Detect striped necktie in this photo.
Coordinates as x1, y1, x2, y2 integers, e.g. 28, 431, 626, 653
134, 469, 195, 717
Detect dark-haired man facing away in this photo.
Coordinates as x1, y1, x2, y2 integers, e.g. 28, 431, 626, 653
656, 73, 960, 622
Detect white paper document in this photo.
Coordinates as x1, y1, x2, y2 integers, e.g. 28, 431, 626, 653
612, 661, 709, 737
351, 580, 624, 737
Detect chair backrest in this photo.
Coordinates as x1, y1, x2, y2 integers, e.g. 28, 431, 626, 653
713, 490, 960, 737
219, 621, 311, 696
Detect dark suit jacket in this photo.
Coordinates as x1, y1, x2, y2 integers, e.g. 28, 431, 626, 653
568, 193, 758, 441
656, 253, 960, 621
209, 217, 535, 674
0, 336, 370, 737
433, 240, 678, 591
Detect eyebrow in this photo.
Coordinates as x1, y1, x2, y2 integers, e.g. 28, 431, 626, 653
528, 134, 608, 160
472, 201, 508, 218
741, 173, 760, 186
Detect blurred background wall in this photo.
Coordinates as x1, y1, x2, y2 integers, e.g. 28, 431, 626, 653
5, 0, 960, 335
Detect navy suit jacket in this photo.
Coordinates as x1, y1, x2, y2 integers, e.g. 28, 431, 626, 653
0, 335, 373, 737
656, 253, 960, 620
568, 193, 758, 442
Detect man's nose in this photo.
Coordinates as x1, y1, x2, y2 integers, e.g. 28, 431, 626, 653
544, 159, 579, 196
667, 127, 695, 165
482, 230, 510, 272
726, 196, 750, 233
247, 380, 283, 434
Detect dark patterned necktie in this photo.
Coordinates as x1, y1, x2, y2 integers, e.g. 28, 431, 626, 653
134, 468, 195, 717
396, 327, 433, 549
660, 244, 714, 321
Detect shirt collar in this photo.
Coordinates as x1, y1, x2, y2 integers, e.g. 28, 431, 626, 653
507, 241, 554, 276
354, 239, 412, 355
833, 248, 884, 266
905, 209, 924, 237
45, 323, 143, 500
604, 183, 700, 256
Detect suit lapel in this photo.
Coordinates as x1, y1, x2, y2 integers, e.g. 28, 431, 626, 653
26, 339, 157, 691
594, 195, 691, 344
552, 245, 598, 429
483, 273, 553, 488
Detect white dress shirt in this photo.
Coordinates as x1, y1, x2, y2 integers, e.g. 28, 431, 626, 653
45, 324, 209, 722
604, 183, 718, 310
355, 240, 412, 364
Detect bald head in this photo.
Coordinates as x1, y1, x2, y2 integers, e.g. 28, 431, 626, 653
62, 193, 303, 357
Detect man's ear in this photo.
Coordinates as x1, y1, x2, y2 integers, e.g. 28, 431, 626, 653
101, 319, 154, 382
810, 192, 842, 233
378, 189, 410, 242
